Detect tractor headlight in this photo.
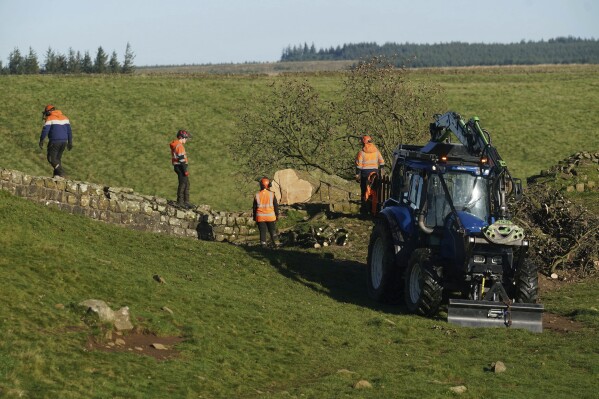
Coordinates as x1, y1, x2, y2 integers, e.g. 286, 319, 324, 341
491, 256, 503, 265
473, 255, 486, 263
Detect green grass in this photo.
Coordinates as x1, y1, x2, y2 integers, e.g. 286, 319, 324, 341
1, 65, 598, 397
0, 191, 598, 398
410, 65, 599, 180
1, 65, 598, 211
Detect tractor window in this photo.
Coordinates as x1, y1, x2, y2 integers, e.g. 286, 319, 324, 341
407, 173, 423, 210
426, 172, 490, 226
390, 162, 407, 201
425, 174, 449, 227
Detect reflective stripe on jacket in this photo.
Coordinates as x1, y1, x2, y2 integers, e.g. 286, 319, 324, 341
40, 110, 72, 143
254, 190, 276, 222
170, 139, 188, 165
355, 143, 384, 170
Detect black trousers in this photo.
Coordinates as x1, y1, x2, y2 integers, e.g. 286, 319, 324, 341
173, 164, 190, 204
47, 141, 67, 177
359, 169, 378, 200
257, 221, 277, 244
359, 169, 379, 214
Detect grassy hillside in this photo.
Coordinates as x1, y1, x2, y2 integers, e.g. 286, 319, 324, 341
0, 191, 598, 398
1, 65, 597, 212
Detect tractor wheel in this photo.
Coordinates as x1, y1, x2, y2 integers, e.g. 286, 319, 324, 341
404, 249, 443, 316
513, 257, 539, 303
366, 219, 403, 304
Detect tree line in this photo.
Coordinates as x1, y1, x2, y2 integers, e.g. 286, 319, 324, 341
281, 37, 599, 67
0, 43, 135, 75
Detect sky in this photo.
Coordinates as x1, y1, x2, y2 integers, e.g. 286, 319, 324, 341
1, 0, 598, 66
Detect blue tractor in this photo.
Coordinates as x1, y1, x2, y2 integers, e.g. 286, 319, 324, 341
367, 112, 543, 332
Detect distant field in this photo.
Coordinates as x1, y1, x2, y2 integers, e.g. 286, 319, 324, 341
137, 60, 357, 75
1, 64, 597, 210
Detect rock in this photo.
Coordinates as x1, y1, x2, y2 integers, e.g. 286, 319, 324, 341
161, 306, 174, 315
79, 299, 115, 322
449, 385, 467, 394
114, 306, 133, 331
492, 361, 507, 373
353, 380, 372, 389
551, 273, 559, 279
272, 169, 314, 205
153, 274, 166, 284
115, 338, 126, 346
151, 343, 168, 350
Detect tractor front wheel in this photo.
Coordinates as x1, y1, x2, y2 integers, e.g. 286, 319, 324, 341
404, 249, 443, 316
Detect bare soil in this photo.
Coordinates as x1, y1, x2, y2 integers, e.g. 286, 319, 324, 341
86, 330, 185, 361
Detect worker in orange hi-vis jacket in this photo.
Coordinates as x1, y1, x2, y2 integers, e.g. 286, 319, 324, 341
355, 135, 385, 214
252, 177, 280, 248
169, 130, 193, 209
39, 104, 73, 178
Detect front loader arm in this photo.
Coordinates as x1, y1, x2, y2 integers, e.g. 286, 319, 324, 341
430, 111, 486, 155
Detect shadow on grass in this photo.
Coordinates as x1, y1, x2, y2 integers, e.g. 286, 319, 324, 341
242, 245, 404, 314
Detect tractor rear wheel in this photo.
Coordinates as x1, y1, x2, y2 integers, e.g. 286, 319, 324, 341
367, 219, 403, 303
513, 257, 539, 303
404, 249, 443, 316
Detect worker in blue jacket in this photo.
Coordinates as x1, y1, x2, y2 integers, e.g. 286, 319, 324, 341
39, 105, 73, 178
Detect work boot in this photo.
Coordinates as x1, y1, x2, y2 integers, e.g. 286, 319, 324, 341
260, 241, 268, 249
184, 202, 196, 210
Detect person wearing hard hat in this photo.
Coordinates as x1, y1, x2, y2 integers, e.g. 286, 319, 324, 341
355, 135, 385, 214
169, 130, 193, 209
39, 105, 73, 178
252, 177, 280, 248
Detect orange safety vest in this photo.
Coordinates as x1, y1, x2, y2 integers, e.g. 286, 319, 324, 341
356, 143, 384, 170
170, 139, 188, 165
255, 190, 276, 222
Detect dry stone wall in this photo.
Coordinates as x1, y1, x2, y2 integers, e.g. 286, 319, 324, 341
0, 169, 258, 243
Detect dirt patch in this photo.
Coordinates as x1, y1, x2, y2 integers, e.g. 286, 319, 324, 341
538, 274, 594, 333
542, 312, 584, 333
86, 331, 185, 361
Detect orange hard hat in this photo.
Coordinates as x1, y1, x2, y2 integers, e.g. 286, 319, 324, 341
260, 177, 270, 189
44, 104, 55, 112
362, 135, 372, 144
